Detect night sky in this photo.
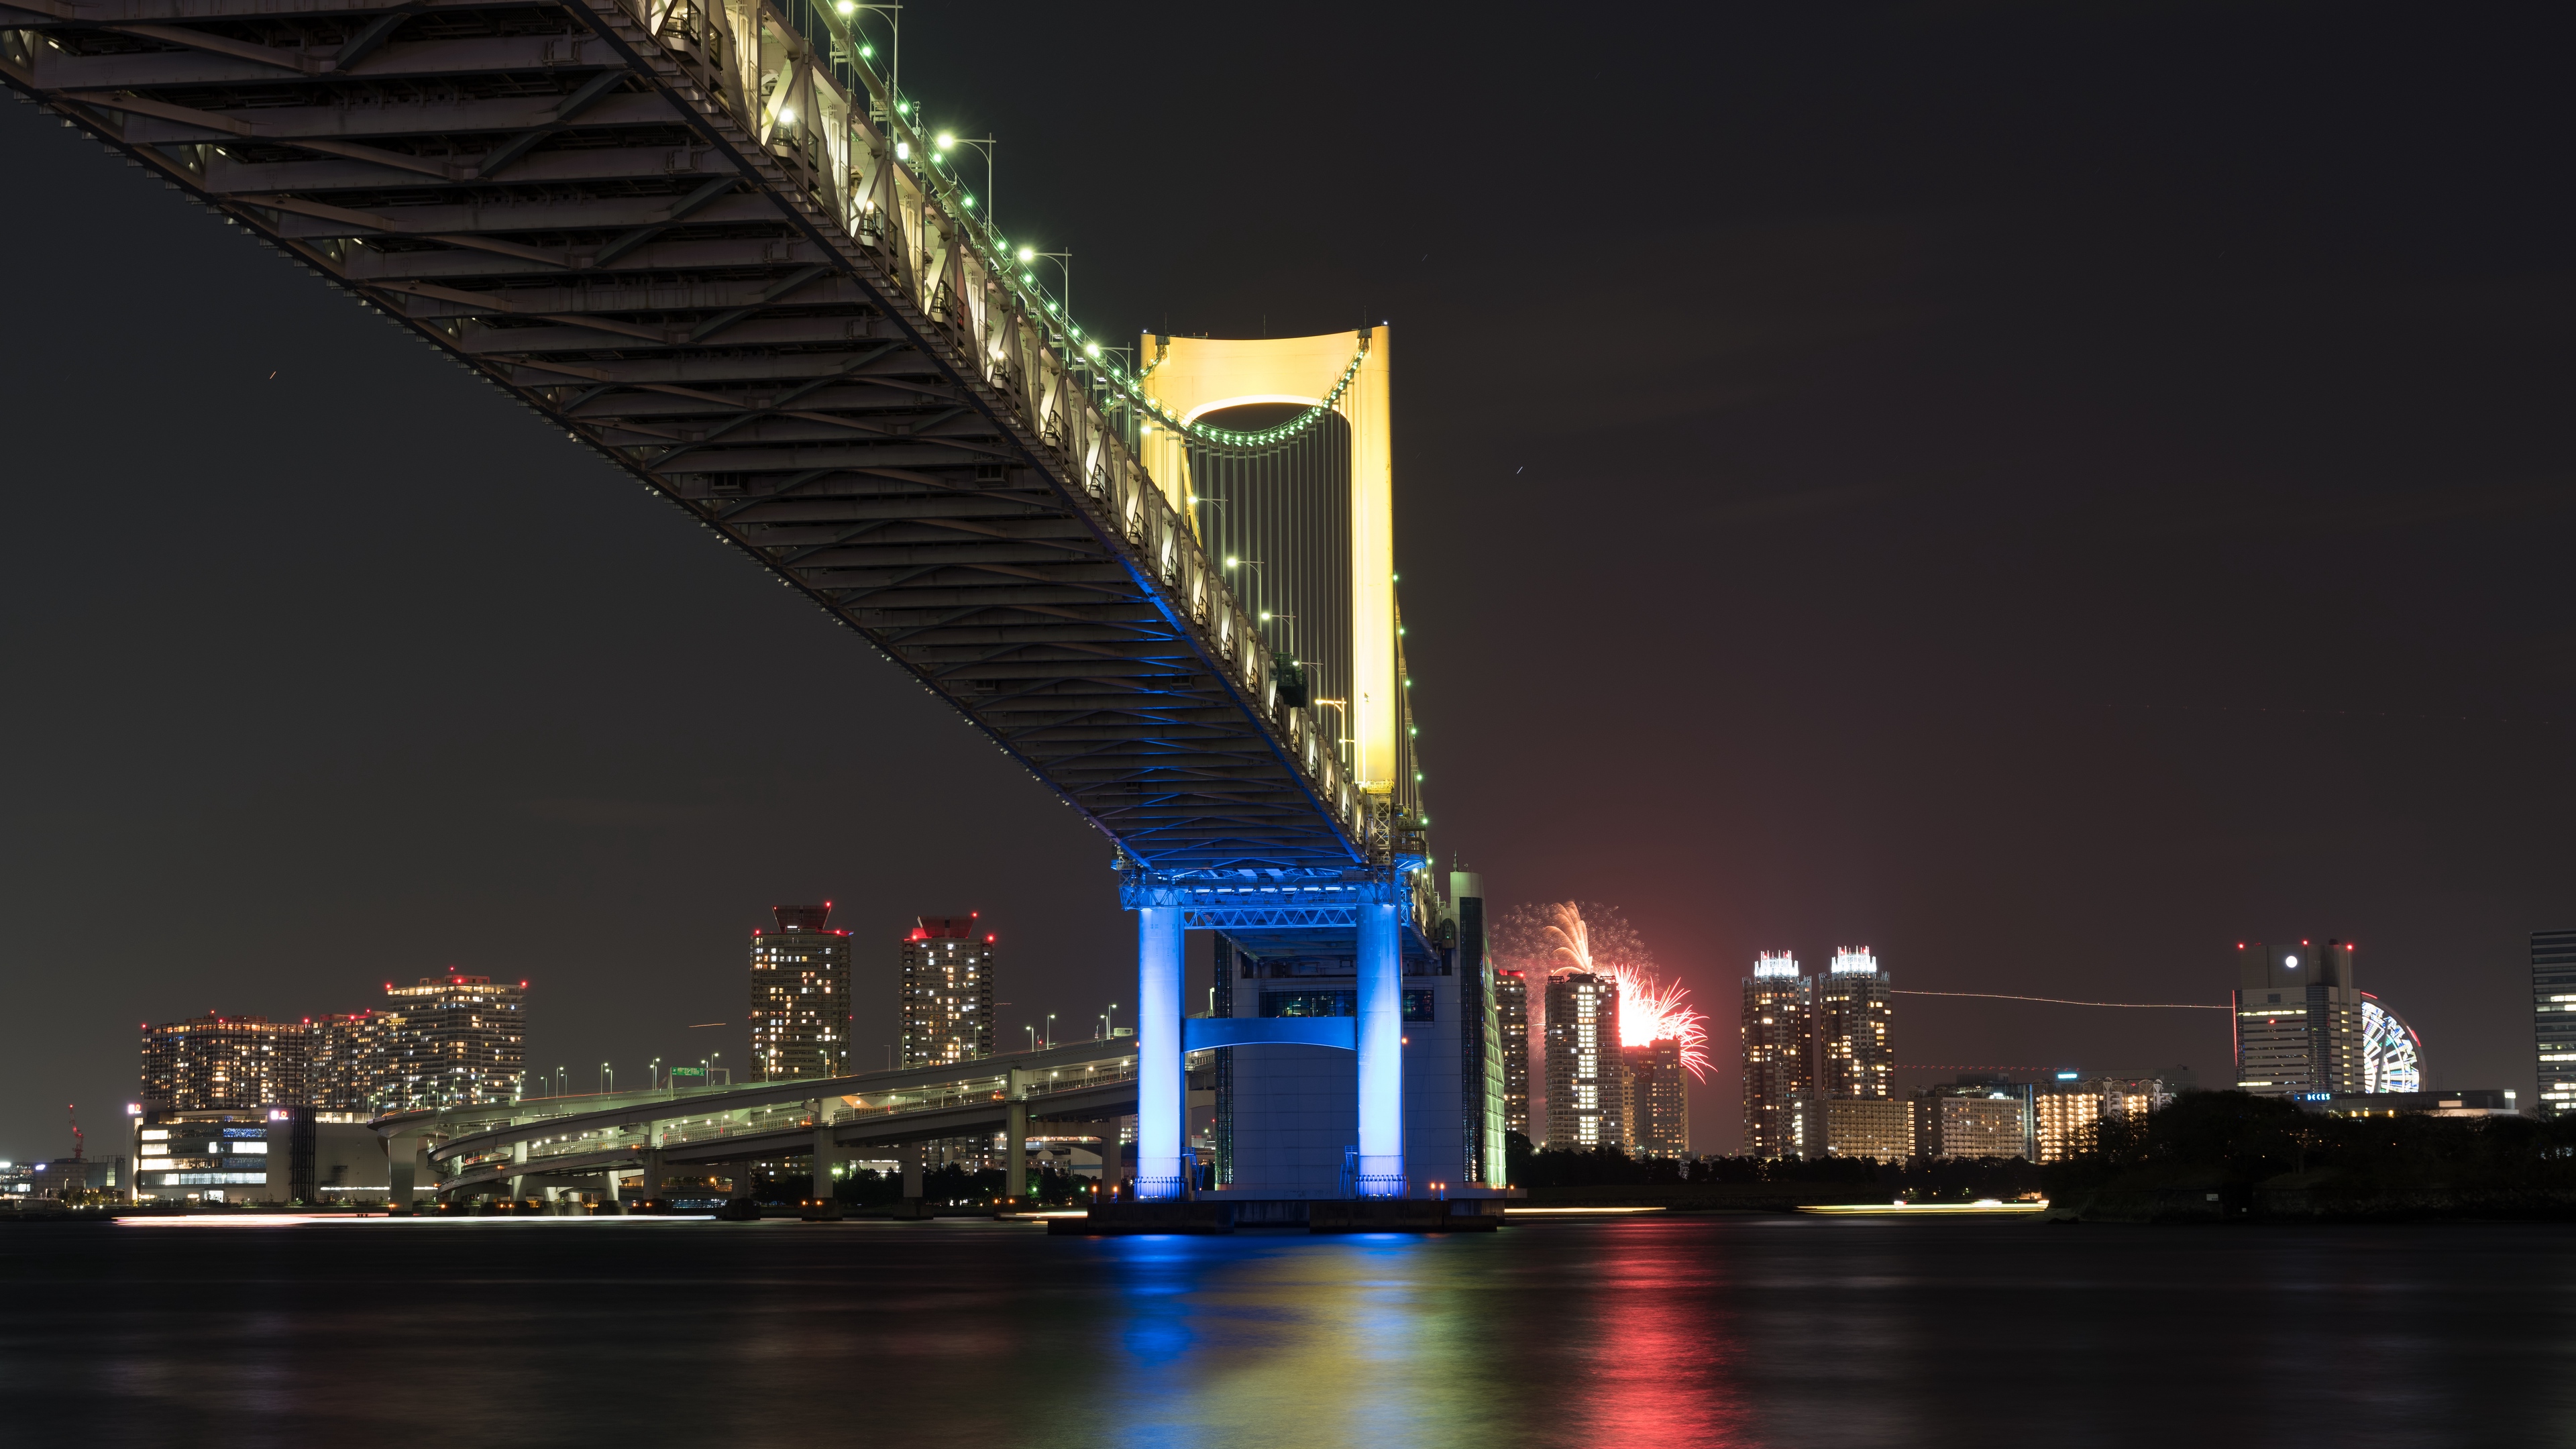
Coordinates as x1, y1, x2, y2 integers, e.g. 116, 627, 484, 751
3, 2, 2568, 1158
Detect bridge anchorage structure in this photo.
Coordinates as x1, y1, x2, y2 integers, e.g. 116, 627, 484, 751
6, 0, 1497, 1214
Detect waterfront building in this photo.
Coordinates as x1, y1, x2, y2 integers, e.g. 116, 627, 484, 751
1917, 1079, 2033, 1160
131, 1107, 386, 1203
2296, 1088, 2518, 1119
1497, 968, 1532, 1140
379, 973, 527, 1112
1625, 1038, 1690, 1157
1817, 949, 1894, 1100
900, 915, 995, 1069
1741, 952, 1813, 1159
1543, 971, 1625, 1150
1815, 1097, 1915, 1160
2234, 940, 2363, 1096
749, 902, 853, 1081
309, 1010, 390, 1113
2533, 929, 2576, 1118
139, 1015, 312, 1114
2031, 1075, 2180, 1161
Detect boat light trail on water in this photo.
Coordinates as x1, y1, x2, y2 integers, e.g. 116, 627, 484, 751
1892, 990, 2228, 1010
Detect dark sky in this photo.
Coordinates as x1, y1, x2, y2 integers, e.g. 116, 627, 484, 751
3, 1, 2569, 1158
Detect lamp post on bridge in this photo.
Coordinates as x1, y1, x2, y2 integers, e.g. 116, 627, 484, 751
933, 131, 994, 227
1016, 246, 1072, 329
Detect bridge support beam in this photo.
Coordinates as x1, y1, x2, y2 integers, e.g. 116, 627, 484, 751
1134, 904, 1187, 1199
900, 1142, 923, 1201
1355, 898, 1405, 1196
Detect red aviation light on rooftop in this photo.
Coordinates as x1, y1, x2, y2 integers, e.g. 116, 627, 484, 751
987, 934, 997, 943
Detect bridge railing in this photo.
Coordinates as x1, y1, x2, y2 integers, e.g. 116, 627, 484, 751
601, 0, 1376, 857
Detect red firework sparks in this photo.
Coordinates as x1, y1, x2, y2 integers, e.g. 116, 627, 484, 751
1611, 963, 1711, 1080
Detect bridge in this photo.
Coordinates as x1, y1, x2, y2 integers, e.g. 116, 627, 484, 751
384, 1038, 1146, 1205
6, 0, 1477, 1203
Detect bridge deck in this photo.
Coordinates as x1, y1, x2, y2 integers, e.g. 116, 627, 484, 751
1, 0, 1370, 871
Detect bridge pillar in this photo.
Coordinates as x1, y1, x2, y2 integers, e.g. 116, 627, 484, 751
900, 1141, 923, 1201
1004, 1069, 1031, 1202
1355, 898, 1405, 1196
810, 1117, 837, 1201
1135, 904, 1187, 1199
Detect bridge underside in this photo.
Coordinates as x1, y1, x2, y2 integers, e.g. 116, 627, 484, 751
1, 0, 1361, 871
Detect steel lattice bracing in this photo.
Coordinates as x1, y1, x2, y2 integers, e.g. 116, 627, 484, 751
1, 0, 1391, 872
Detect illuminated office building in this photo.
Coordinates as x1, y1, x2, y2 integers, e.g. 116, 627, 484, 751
1741, 952, 1813, 1159
1817, 949, 1894, 1100
1497, 968, 1532, 1140
900, 915, 996, 1069
2535, 928, 2576, 1119
749, 902, 853, 1081
138, 1015, 311, 1114
1544, 971, 1625, 1150
379, 973, 527, 1112
1625, 1038, 1690, 1157
2233, 939, 2363, 1096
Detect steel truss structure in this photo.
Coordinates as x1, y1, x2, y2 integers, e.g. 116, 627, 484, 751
0, 0, 1409, 873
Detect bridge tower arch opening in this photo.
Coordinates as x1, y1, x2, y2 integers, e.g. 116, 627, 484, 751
1117, 331, 1418, 1202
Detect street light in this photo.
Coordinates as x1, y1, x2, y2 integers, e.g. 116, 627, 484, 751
1046, 1012, 1057, 1048
1017, 246, 1072, 319
600, 1061, 614, 1094
839, 2, 902, 100
934, 131, 996, 225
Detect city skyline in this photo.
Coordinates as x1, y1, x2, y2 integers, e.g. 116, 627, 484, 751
3, 0, 2568, 1161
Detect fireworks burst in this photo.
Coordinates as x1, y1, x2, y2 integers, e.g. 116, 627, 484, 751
1494, 900, 1712, 1081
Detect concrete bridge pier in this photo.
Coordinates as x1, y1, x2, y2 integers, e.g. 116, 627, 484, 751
1004, 1070, 1032, 1201
1354, 897, 1405, 1196
1134, 905, 1186, 1198
810, 1116, 838, 1201
900, 1142, 923, 1201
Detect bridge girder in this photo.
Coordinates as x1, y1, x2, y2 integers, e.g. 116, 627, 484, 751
2, 0, 1382, 871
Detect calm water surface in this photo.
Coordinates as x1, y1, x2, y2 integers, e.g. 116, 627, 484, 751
5, 1216, 2569, 1446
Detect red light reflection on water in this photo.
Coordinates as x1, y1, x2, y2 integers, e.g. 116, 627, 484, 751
1570, 1223, 1752, 1446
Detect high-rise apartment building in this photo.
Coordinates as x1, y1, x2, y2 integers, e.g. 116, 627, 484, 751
139, 1016, 312, 1113
378, 973, 527, 1112
309, 1011, 391, 1113
1741, 952, 1813, 1159
900, 915, 995, 1068
1543, 971, 1625, 1150
1625, 1038, 1690, 1157
1497, 968, 1532, 1140
2234, 940, 2363, 1096
2533, 930, 2576, 1119
1817, 949, 1894, 1100
749, 903, 853, 1081
2031, 1075, 2179, 1162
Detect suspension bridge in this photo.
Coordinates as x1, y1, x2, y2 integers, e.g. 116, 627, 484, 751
5, 0, 1492, 1210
